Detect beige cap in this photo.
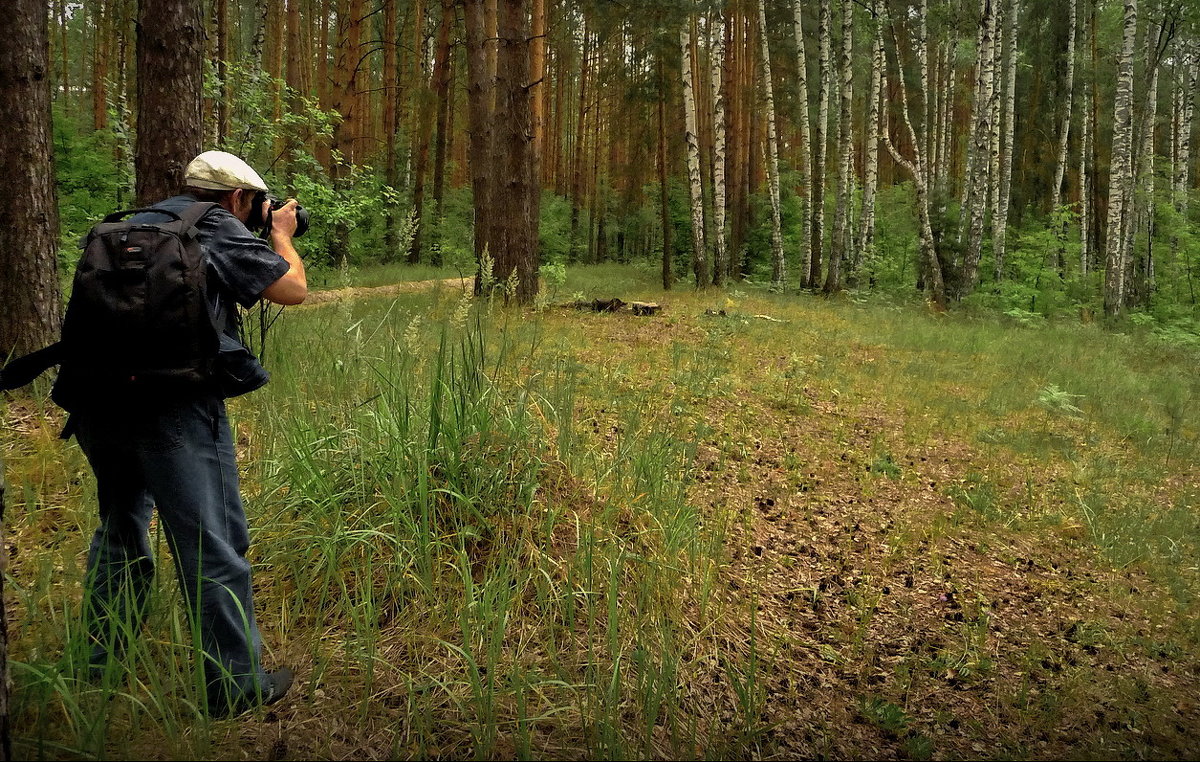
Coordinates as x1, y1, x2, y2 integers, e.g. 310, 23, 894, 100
184, 150, 269, 192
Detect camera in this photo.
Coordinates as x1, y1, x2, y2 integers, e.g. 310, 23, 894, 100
248, 191, 310, 237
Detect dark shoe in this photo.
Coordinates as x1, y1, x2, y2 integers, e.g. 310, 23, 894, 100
262, 667, 294, 707
211, 667, 294, 718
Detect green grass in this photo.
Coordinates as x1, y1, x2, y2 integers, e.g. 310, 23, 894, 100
3, 264, 1199, 759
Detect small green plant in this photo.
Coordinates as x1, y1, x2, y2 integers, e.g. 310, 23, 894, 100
1036, 384, 1085, 418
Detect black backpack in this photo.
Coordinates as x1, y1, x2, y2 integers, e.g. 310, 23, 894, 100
1, 202, 223, 411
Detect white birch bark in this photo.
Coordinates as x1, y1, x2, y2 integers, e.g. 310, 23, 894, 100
963, 0, 997, 294
1104, 0, 1138, 315
809, 0, 831, 288
710, 13, 729, 287
857, 2, 883, 265
792, 0, 813, 280
1050, 0, 1076, 215
958, 16, 988, 240
940, 42, 957, 197
826, 0, 853, 292
1175, 56, 1197, 215
993, 0, 1018, 280
882, 0, 946, 309
681, 23, 709, 287
988, 1, 1005, 272
757, 0, 786, 285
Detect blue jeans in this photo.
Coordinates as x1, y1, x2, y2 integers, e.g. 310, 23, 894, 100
74, 396, 267, 711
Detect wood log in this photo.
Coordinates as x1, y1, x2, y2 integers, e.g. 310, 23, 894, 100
630, 301, 662, 316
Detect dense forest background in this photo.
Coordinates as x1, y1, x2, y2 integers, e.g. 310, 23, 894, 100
31, 0, 1200, 335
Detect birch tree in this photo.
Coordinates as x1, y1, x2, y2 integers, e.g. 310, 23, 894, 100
963, 0, 997, 294
882, 0, 947, 309
809, 0, 831, 288
1050, 0, 1077, 216
681, 21, 709, 287
857, 2, 883, 264
992, 0, 1018, 279
1104, 0, 1138, 316
792, 0, 813, 282
757, 0, 786, 286
825, 0, 853, 294
711, 11, 730, 287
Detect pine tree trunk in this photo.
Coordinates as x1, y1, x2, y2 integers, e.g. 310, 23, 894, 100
659, 55, 674, 291
135, 0, 204, 205
431, 33, 453, 267
463, 0, 495, 284
681, 22, 709, 287
757, 0, 785, 286
1104, 0, 1138, 316
0, 0, 62, 358
569, 28, 591, 259
489, 0, 539, 304
962, 0, 997, 295
710, 10, 729, 287
409, 1, 452, 265
809, 0, 831, 288
825, 0, 853, 294
993, 0, 1018, 280
1081, 84, 1092, 275
792, 0, 813, 283
531, 0, 546, 177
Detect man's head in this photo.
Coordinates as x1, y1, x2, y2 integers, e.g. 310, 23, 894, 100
182, 151, 269, 224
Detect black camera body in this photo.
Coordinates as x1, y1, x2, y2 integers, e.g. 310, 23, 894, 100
248, 191, 310, 237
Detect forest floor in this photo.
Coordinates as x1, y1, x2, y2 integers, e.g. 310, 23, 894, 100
3, 265, 1198, 760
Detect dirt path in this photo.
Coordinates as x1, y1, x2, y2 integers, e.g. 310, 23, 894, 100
300, 276, 473, 306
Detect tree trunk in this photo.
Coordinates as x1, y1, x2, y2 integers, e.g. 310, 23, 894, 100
409, 0, 452, 265
531, 0, 546, 175
1050, 0, 1077, 215
681, 22, 709, 287
93, 0, 111, 131
489, 0, 539, 304
1104, 0, 1137, 316
659, 56, 674, 291
136, 0, 204, 205
882, 0, 946, 310
825, 0, 853, 294
1080, 83, 1092, 275
569, 28, 591, 260
809, 0, 831, 288
431, 34, 454, 267
992, 0, 1018, 280
857, 0, 883, 268
463, 0, 495, 284
757, 0, 786, 286
962, 0, 997, 295
792, 0, 813, 284
0, 0, 62, 358
710, 9, 729, 287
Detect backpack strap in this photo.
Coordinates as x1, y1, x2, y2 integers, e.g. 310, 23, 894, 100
102, 207, 184, 223
176, 201, 220, 240
0, 342, 64, 391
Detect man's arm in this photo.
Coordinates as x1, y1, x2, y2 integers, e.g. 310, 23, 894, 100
260, 199, 308, 305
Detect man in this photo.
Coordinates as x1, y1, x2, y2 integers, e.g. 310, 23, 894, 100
73, 151, 305, 717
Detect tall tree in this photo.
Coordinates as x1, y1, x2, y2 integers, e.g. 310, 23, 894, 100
1105, 0, 1138, 316
792, 0, 813, 282
681, 20, 709, 287
882, 0, 946, 309
0, 0, 62, 356
487, 0, 540, 303
757, 0, 785, 286
857, 1, 883, 267
135, 0, 204, 204
1050, 0, 1077, 216
825, 0, 854, 294
711, 8, 730, 287
463, 0, 495, 283
962, 0, 997, 295
809, 0, 832, 288
992, 0, 1018, 280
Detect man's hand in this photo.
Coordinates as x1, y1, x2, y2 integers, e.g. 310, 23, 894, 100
270, 199, 300, 241
262, 198, 307, 306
